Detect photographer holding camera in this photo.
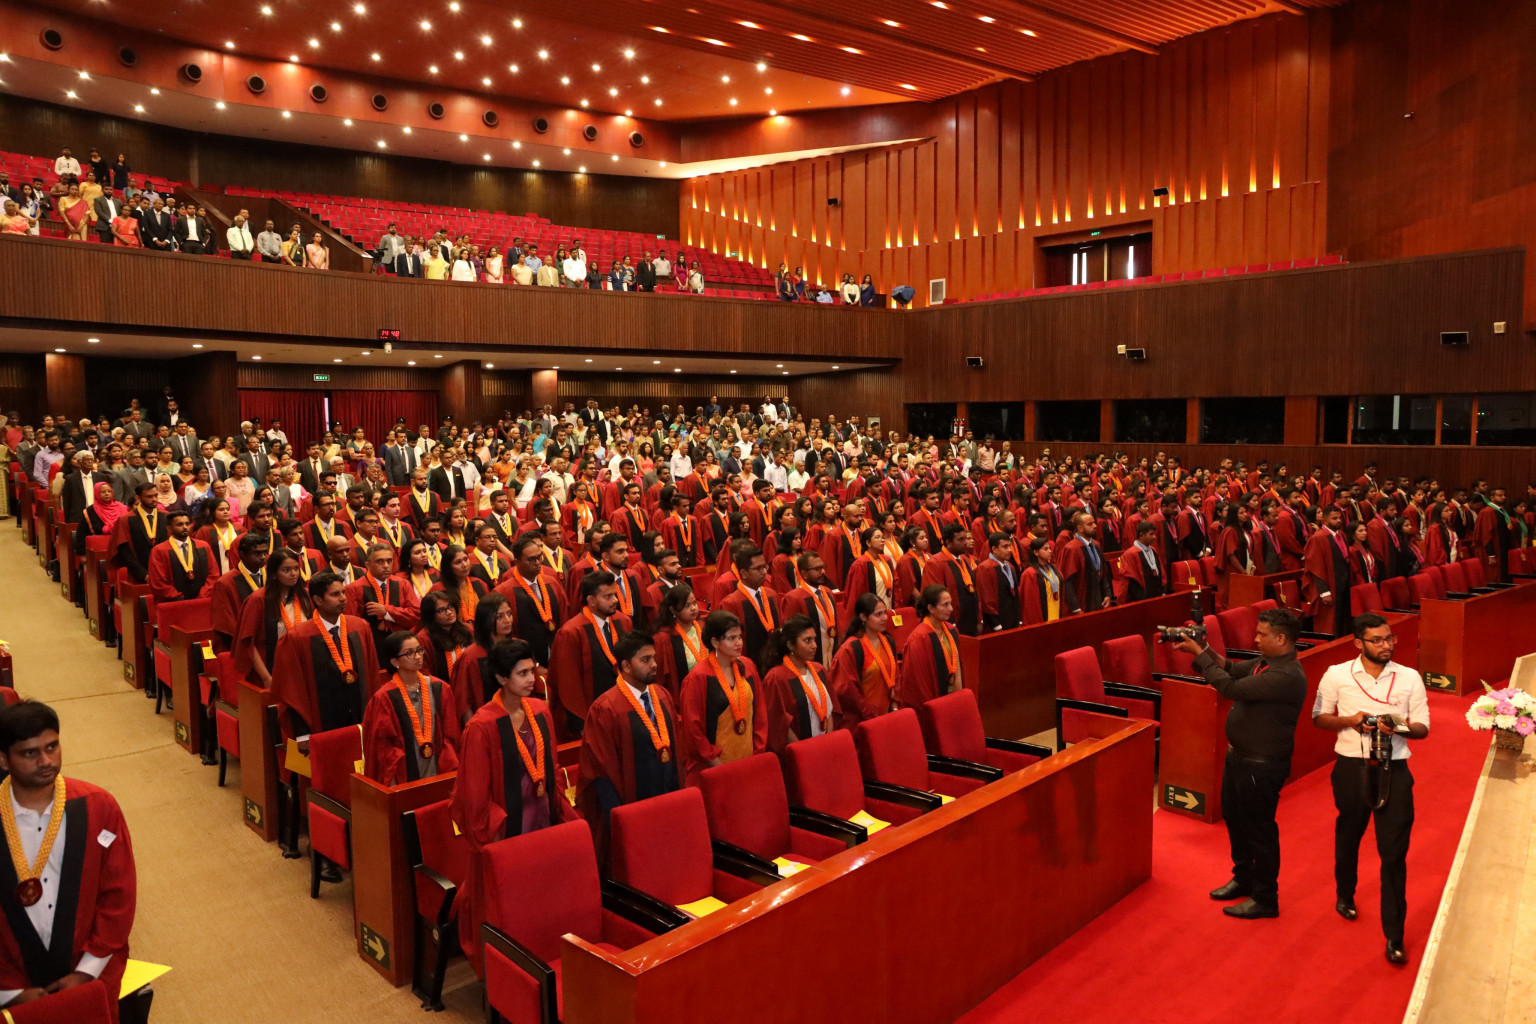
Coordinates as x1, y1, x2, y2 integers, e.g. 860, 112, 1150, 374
1311, 612, 1429, 965
1173, 608, 1307, 920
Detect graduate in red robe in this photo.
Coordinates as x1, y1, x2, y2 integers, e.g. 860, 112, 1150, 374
761, 614, 839, 755
344, 541, 422, 660
0, 702, 135, 1022
493, 533, 567, 667
651, 584, 706, 702
818, 506, 866, 590
661, 493, 705, 569
921, 522, 981, 636
841, 528, 899, 622
550, 570, 634, 737
678, 610, 769, 787
401, 474, 443, 536
638, 550, 686, 636
608, 482, 651, 549
1114, 522, 1166, 604
1276, 494, 1310, 572
716, 544, 782, 674
576, 631, 682, 859
896, 585, 962, 709
1302, 507, 1353, 636
449, 639, 577, 974
828, 594, 897, 729
232, 549, 313, 687
780, 552, 842, 666
1423, 503, 1460, 567
1020, 538, 1081, 625
448, 592, 519, 716
975, 534, 1023, 630
270, 571, 382, 742
303, 492, 354, 554
146, 510, 220, 603
895, 528, 932, 610
361, 631, 462, 786
210, 532, 271, 651
107, 482, 168, 584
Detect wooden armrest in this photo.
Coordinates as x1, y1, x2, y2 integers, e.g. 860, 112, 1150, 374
926, 754, 1004, 782
414, 865, 459, 924
1054, 698, 1128, 751
1150, 672, 1207, 685
213, 699, 238, 716
789, 806, 867, 846
481, 924, 556, 1024
308, 790, 351, 823
1103, 682, 1163, 721
1224, 647, 1261, 658
1297, 631, 1334, 642
601, 879, 691, 931
985, 736, 1053, 759
1445, 591, 1473, 600
863, 780, 943, 812
710, 839, 783, 886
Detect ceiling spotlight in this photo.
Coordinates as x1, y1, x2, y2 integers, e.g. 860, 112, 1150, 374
563, 147, 571, 154
728, 98, 737, 105
592, 63, 601, 72
531, 159, 539, 166
608, 87, 617, 96
729, 369, 737, 374
252, 355, 262, 360
560, 75, 570, 84
578, 165, 586, 171
331, 21, 342, 31
53, 348, 66, 353
225, 40, 235, 49
150, 87, 159, 94
841, 86, 851, 95
406, 360, 416, 365
483, 153, 491, 160
653, 359, 661, 364
260, 4, 272, 13
640, 75, 650, 84
654, 97, 662, 105
361, 350, 371, 356
579, 99, 588, 107
420, 19, 432, 30
978, 15, 994, 23
624, 48, 635, 59
309, 38, 320, 48
454, 50, 465, 60
134, 104, 145, 112
434, 354, 443, 359
332, 358, 342, 363
377, 139, 387, 147
611, 154, 619, 161
281, 109, 292, 118
840, 46, 861, 54
482, 76, 492, 85
538, 49, 549, 59
429, 65, 439, 73
624, 108, 632, 115
767, 109, 776, 116
721, 74, 730, 83
508, 63, 519, 72
354, 2, 367, 13
512, 140, 521, 148
831, 365, 840, 369
1022, 28, 1037, 36
791, 33, 812, 42
585, 358, 593, 362
481, 34, 493, 45
402, 125, 412, 133
512, 17, 522, 28
371, 52, 381, 61
674, 367, 681, 372
459, 132, 468, 140
659, 161, 667, 167
756, 61, 767, 71
900, 83, 916, 90
289, 54, 299, 62
215, 100, 226, 109
776, 363, 784, 368
87, 337, 100, 343
765, 87, 772, 94
448, 0, 459, 9
343, 118, 353, 125
882, 19, 900, 26
485, 363, 494, 368
781, 371, 789, 375
78, 70, 90, 79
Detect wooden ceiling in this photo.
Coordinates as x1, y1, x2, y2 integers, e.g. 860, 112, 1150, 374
28, 0, 1347, 120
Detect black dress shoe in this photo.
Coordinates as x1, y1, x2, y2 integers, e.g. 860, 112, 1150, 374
1386, 941, 1408, 964
1222, 898, 1279, 919
1209, 879, 1252, 901
1336, 899, 1357, 920
319, 862, 343, 883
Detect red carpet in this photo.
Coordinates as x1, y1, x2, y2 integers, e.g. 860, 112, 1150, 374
959, 692, 1488, 1024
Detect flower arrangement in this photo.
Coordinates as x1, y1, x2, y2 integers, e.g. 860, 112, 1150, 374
1465, 683, 1536, 749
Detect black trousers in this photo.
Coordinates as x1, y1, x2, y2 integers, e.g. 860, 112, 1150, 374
1222, 751, 1290, 906
1331, 757, 1414, 943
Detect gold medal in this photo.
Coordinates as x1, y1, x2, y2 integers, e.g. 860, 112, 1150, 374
419, 741, 434, 759
660, 748, 672, 763
344, 670, 357, 684
15, 878, 42, 907
536, 780, 547, 797
734, 718, 748, 735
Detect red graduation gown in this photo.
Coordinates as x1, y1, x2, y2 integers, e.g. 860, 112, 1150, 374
1276, 509, 1309, 571
0, 780, 134, 1024
209, 569, 261, 651
146, 538, 220, 603
344, 574, 422, 639
895, 620, 958, 709
270, 614, 382, 739
895, 551, 928, 610
550, 611, 634, 728
678, 657, 769, 788
576, 683, 682, 855
1302, 528, 1348, 619
827, 636, 894, 729
449, 697, 575, 972
361, 676, 462, 785
303, 516, 353, 554
761, 661, 839, 754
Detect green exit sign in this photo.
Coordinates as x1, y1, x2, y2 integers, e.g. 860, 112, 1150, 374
313, 373, 330, 382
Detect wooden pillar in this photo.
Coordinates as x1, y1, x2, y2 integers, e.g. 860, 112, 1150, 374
1284, 396, 1318, 447
1099, 400, 1115, 445
172, 351, 240, 437
1185, 398, 1201, 445
1023, 401, 1036, 442
44, 353, 86, 418
530, 369, 559, 411
437, 361, 482, 424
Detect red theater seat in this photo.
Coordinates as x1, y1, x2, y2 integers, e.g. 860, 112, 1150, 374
917, 688, 1051, 774
1054, 646, 1161, 750
1380, 576, 1412, 612
150, 597, 212, 715
857, 707, 1003, 802
481, 821, 685, 1024
1101, 635, 1204, 692
403, 799, 469, 1011
306, 725, 362, 898
1350, 582, 1384, 615
785, 729, 934, 830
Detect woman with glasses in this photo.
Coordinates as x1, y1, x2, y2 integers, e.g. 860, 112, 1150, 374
362, 630, 463, 785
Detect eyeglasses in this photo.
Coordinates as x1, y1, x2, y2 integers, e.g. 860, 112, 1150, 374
397, 648, 424, 659
1362, 634, 1398, 645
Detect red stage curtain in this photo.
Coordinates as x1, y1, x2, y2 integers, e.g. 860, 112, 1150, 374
237, 390, 326, 450
330, 390, 438, 450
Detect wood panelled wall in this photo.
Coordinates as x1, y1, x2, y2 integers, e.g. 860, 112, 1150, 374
0, 355, 45, 426
0, 93, 682, 238
680, 11, 1333, 304
1327, 0, 1536, 327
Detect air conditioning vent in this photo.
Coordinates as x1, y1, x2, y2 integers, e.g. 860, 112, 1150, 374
371, 93, 388, 111
246, 75, 266, 95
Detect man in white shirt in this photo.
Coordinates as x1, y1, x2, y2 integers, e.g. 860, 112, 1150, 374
1311, 611, 1429, 964
761, 452, 788, 493
264, 419, 289, 446
226, 214, 255, 259
652, 252, 671, 279
53, 147, 82, 183
668, 445, 693, 482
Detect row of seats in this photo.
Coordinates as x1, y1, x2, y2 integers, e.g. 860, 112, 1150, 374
964, 255, 1346, 304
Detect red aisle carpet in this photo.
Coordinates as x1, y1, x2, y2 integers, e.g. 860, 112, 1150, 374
960, 692, 1487, 1024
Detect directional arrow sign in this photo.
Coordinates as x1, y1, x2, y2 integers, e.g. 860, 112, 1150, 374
1163, 784, 1206, 815
360, 924, 391, 968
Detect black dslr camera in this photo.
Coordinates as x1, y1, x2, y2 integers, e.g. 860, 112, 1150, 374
1363, 714, 1396, 764
1155, 624, 1207, 644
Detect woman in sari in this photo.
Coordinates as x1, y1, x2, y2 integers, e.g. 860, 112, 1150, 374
58, 183, 92, 241
225, 458, 256, 513
281, 225, 306, 266
483, 244, 504, 284
182, 465, 214, 512
0, 199, 36, 235
305, 232, 330, 270
111, 206, 141, 247
78, 171, 103, 205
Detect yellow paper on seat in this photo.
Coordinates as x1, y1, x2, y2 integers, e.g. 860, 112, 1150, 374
848, 810, 890, 834
198, 640, 216, 659
675, 895, 728, 919
890, 613, 904, 626
935, 792, 955, 805
772, 857, 810, 877
120, 959, 171, 997
284, 739, 312, 777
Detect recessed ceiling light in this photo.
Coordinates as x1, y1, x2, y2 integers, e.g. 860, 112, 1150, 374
757, 62, 767, 71
434, 354, 443, 359
260, 4, 272, 13
1021, 28, 1037, 36
738, 20, 760, 29
560, 75, 570, 84
531, 159, 539, 166
54, 348, 66, 353
552, 365, 559, 369
653, 359, 661, 364
362, 350, 371, 355
624, 108, 632, 116
840, 46, 861, 54
563, 147, 571, 155
281, 110, 292, 118
585, 358, 593, 362
702, 38, 725, 46
485, 362, 494, 368
483, 153, 491, 160
343, 118, 353, 125
978, 15, 994, 23
65, 90, 77, 100
150, 87, 159, 94
215, 100, 226, 109
659, 161, 667, 167
721, 74, 730, 83
512, 17, 522, 28
776, 364, 784, 368
654, 97, 662, 105
309, 38, 320, 48
134, 104, 145, 112
841, 86, 851, 95
354, 3, 367, 13
331, 21, 342, 31
882, 19, 900, 27
538, 49, 549, 59
406, 360, 416, 365
765, 87, 772, 94
768, 109, 775, 116
624, 48, 635, 59
578, 165, 586, 172
791, 33, 812, 42
87, 337, 100, 343
729, 98, 737, 105
615, 366, 622, 370
580, 99, 589, 107
448, 0, 460, 10
640, 74, 650, 84
225, 40, 235, 49
332, 358, 342, 363
377, 139, 387, 147
454, 51, 465, 60
371, 52, 381, 61
730, 369, 737, 374
420, 19, 432, 30
402, 125, 412, 133
592, 63, 602, 72
76, 70, 90, 80
900, 83, 916, 90
512, 140, 521, 148
481, 34, 493, 45
429, 65, 439, 73
508, 63, 519, 72
611, 154, 619, 161
608, 87, 617, 96
674, 367, 681, 372
459, 132, 468, 141
831, 365, 839, 369
289, 54, 299, 62
252, 355, 262, 360
483, 76, 492, 86
781, 371, 789, 375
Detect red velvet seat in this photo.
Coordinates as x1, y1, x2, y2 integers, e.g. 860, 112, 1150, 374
1054, 646, 1160, 749
1458, 557, 1505, 590
1273, 579, 1302, 611
481, 821, 685, 1024
1380, 576, 1411, 611
205, 654, 242, 786
1408, 573, 1437, 606
1350, 582, 1384, 614
1423, 564, 1449, 598
150, 596, 212, 715
888, 605, 919, 649
1101, 635, 1203, 693
307, 725, 362, 898
1170, 559, 1202, 592
404, 799, 469, 1010
698, 753, 862, 898
1440, 561, 1474, 597
917, 688, 1051, 774
857, 707, 1003, 806
784, 729, 933, 830
1198, 555, 1218, 587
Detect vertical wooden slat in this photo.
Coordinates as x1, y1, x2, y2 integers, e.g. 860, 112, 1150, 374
898, 147, 917, 249
976, 85, 1000, 238
1276, 13, 1310, 187
868, 151, 889, 250
1215, 197, 1243, 267
794, 163, 813, 242
1305, 9, 1332, 185
1226, 19, 1253, 197
844, 153, 867, 255
956, 93, 977, 238
1266, 186, 1290, 266
1290, 181, 1317, 259
1253, 16, 1279, 192
887, 148, 901, 251
1205, 29, 1227, 199
1066, 66, 1088, 224
1242, 190, 1267, 264
1107, 55, 1125, 215
915, 143, 936, 246
936, 100, 958, 240
999, 81, 1023, 231
1171, 40, 1189, 203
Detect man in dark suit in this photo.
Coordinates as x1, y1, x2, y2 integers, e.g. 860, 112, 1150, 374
141, 197, 174, 251
394, 242, 422, 277
166, 423, 199, 462
173, 204, 212, 254
61, 453, 114, 524
381, 431, 417, 486
113, 448, 154, 503
238, 435, 272, 481
120, 409, 154, 443
194, 442, 227, 482
428, 452, 469, 502
91, 188, 125, 244
296, 443, 329, 494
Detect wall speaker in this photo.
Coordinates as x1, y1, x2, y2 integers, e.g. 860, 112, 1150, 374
582, 124, 598, 142
118, 47, 138, 67
1124, 347, 1148, 361
40, 28, 63, 51
371, 93, 389, 111
827, 197, 841, 207
427, 101, 445, 119
482, 109, 499, 127
532, 117, 549, 134
965, 356, 984, 368
628, 131, 644, 148
179, 62, 203, 84
1440, 331, 1470, 347
1152, 186, 1170, 198
308, 83, 327, 103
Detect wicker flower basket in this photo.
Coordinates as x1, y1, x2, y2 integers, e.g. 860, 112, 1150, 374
1494, 728, 1527, 752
